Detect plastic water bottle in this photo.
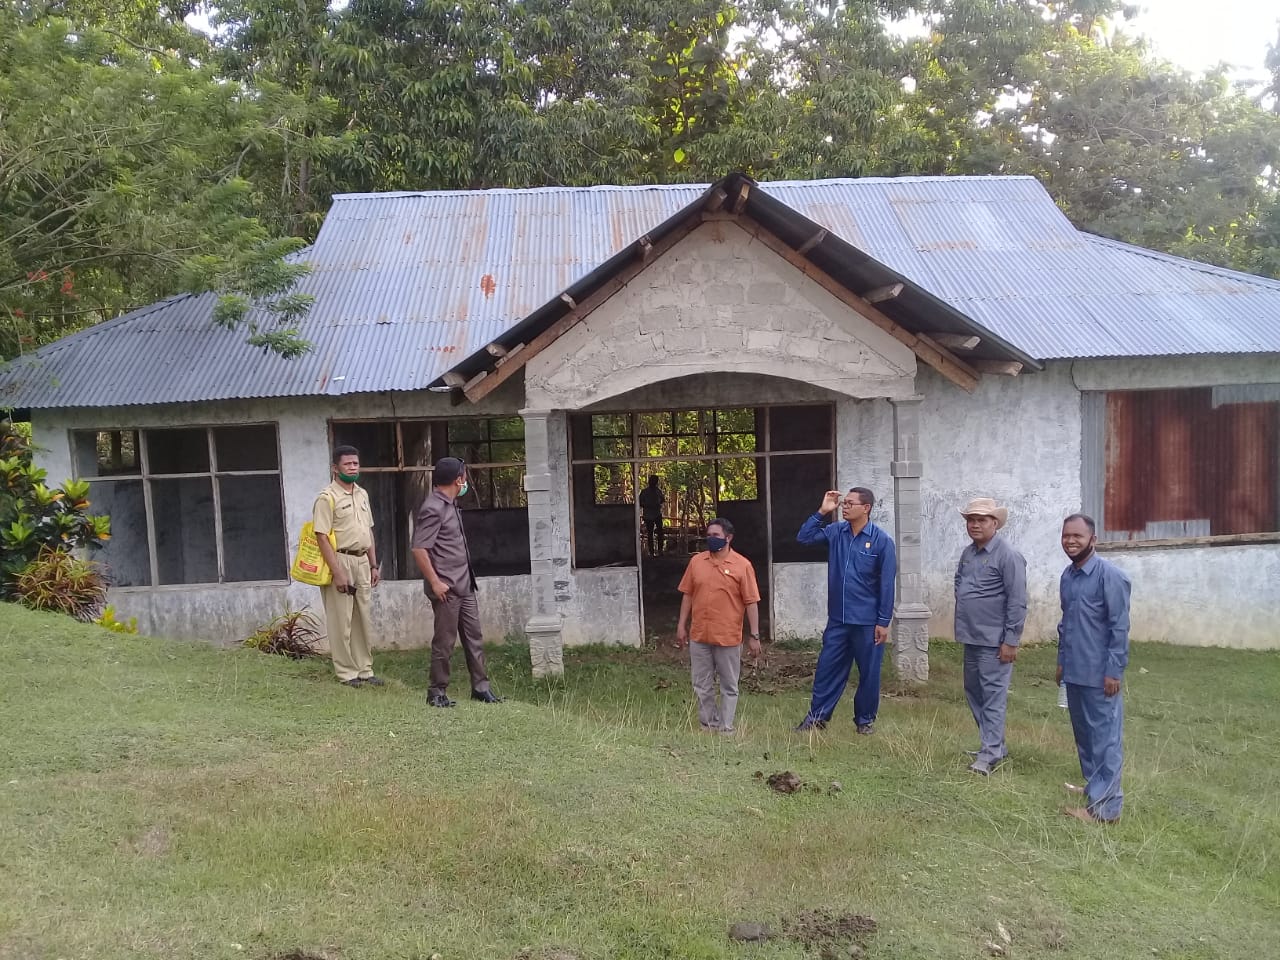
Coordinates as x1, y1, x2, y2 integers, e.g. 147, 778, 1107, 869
1057, 681, 1069, 709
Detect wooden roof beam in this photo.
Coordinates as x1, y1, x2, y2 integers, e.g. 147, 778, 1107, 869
972, 360, 1023, 377
863, 283, 903, 303
929, 333, 981, 352
796, 228, 827, 255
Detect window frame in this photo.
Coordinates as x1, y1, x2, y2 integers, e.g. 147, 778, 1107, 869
582, 408, 773, 507
568, 402, 836, 569
69, 423, 288, 587
1083, 387, 1280, 551
327, 416, 528, 512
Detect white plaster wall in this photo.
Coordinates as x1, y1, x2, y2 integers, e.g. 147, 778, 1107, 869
29, 379, 533, 649
771, 563, 828, 639
525, 220, 918, 410
1098, 547, 1278, 649
917, 357, 1280, 649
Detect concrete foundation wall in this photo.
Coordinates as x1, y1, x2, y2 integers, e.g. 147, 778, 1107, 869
30, 383, 532, 649
771, 563, 829, 639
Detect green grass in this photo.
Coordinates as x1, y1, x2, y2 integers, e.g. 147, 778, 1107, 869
1, 604, 1278, 960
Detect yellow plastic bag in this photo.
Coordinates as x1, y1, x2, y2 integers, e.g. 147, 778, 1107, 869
291, 494, 337, 586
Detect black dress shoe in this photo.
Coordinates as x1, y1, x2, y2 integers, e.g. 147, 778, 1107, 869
341, 678, 363, 687
427, 693, 456, 707
471, 690, 504, 703
361, 676, 386, 687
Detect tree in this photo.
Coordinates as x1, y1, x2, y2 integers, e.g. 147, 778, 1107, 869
0, 6, 313, 359
980, 26, 1280, 275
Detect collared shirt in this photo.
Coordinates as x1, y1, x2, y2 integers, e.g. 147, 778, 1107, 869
677, 548, 762, 647
954, 533, 1028, 648
411, 489, 476, 596
1058, 553, 1132, 687
638, 486, 665, 521
796, 516, 896, 626
312, 480, 374, 553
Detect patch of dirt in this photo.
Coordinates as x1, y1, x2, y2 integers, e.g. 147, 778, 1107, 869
762, 770, 803, 794
728, 921, 774, 942
783, 909, 877, 958
739, 648, 820, 694
513, 949, 581, 960
120, 825, 171, 858
0, 934, 42, 960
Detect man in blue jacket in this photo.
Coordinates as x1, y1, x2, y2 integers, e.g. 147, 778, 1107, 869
795, 487, 897, 734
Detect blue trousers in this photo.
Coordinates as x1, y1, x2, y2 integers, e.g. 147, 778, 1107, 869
805, 622, 882, 726
963, 644, 1013, 765
1065, 683, 1124, 821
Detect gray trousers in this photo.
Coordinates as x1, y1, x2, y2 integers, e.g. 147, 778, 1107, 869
689, 642, 742, 731
963, 643, 1013, 765
428, 591, 491, 697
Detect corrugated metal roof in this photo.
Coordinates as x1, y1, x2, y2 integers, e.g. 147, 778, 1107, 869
5, 176, 1280, 409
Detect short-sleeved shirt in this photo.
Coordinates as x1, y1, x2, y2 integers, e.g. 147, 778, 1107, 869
954, 533, 1028, 648
677, 549, 761, 647
411, 489, 476, 596
312, 480, 373, 553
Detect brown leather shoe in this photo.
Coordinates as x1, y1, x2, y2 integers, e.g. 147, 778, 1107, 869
1062, 805, 1119, 824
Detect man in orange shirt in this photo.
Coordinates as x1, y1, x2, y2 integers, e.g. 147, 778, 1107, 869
675, 518, 763, 733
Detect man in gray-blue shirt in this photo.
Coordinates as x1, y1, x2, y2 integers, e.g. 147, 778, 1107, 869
954, 497, 1027, 775
1057, 513, 1131, 824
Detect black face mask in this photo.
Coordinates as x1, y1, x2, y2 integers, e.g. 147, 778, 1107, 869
706, 535, 728, 553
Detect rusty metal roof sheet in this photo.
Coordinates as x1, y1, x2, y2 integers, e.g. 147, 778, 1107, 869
5, 176, 1280, 409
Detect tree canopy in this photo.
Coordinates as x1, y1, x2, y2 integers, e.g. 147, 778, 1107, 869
3, 0, 1278, 360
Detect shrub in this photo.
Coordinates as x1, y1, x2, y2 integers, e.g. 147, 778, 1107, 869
244, 607, 323, 659
13, 546, 108, 620
0, 419, 110, 595
92, 604, 138, 634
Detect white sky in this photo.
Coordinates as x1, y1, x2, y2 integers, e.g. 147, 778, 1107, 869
1128, 1, 1277, 80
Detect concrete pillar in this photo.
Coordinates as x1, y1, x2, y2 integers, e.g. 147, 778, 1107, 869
889, 395, 930, 683
522, 409, 565, 677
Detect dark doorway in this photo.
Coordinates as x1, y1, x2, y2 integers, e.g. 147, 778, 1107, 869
569, 404, 835, 645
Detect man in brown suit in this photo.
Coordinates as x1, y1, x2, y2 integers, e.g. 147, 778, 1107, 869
411, 457, 502, 707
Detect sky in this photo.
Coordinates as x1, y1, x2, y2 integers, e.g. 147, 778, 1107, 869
1128, 1, 1277, 81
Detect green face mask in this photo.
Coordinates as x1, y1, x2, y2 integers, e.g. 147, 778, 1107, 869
337, 471, 359, 483
458, 480, 470, 497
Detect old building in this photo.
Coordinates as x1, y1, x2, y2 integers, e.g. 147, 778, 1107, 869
3, 173, 1278, 673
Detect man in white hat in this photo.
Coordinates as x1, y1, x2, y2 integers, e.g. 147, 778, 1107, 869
955, 497, 1027, 775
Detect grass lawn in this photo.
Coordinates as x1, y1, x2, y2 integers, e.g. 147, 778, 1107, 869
1, 604, 1278, 960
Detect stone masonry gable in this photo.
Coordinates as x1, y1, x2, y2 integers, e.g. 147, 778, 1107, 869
524, 220, 918, 410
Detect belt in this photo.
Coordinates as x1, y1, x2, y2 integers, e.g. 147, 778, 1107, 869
337, 548, 367, 557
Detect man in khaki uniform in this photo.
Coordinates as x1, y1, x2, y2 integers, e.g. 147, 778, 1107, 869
313, 444, 383, 687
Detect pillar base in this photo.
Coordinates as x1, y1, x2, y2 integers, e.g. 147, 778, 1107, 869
892, 603, 930, 684
525, 614, 565, 678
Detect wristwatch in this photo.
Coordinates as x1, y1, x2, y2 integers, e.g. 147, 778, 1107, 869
749, 633, 761, 640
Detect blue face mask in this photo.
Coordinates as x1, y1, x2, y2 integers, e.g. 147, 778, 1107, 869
706, 535, 728, 553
